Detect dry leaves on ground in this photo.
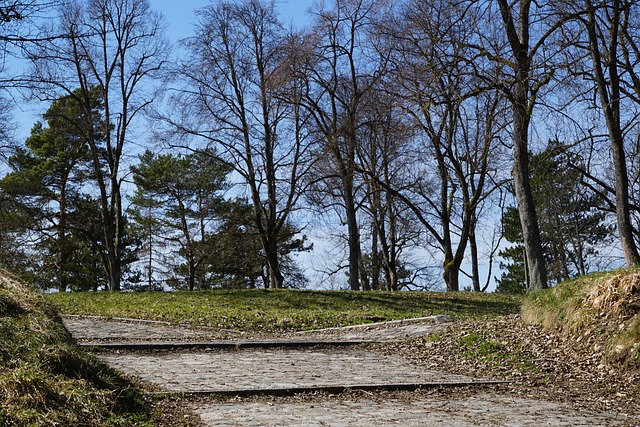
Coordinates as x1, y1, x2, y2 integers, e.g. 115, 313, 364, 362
384, 314, 639, 418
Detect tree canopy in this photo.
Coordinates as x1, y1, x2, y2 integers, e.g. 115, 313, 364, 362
1, 0, 639, 292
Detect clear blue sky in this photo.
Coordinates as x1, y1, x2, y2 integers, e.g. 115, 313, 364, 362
156, 0, 316, 42
9, 1, 316, 140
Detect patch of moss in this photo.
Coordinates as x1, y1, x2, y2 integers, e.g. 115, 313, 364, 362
454, 329, 539, 374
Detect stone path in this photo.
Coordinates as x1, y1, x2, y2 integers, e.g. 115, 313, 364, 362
63, 315, 632, 426
100, 348, 478, 394
62, 315, 248, 342
62, 314, 451, 344
194, 394, 623, 427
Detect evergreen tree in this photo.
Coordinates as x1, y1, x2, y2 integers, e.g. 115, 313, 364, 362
130, 149, 231, 291
0, 88, 105, 291
497, 141, 613, 293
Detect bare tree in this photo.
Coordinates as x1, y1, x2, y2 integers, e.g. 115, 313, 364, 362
26, 0, 169, 291
1, 1, 59, 154
294, 0, 389, 290
581, 0, 640, 266
379, 0, 508, 292
468, 0, 576, 291
555, 0, 640, 267
166, 0, 313, 289
356, 88, 424, 291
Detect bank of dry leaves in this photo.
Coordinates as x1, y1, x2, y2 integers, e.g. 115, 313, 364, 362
384, 314, 639, 419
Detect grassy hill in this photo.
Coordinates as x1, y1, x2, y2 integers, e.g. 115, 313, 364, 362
0, 270, 155, 426
522, 268, 640, 368
45, 289, 521, 333
5, 267, 638, 425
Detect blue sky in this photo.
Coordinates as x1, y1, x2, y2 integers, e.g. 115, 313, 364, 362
156, 0, 316, 42
9, 1, 316, 140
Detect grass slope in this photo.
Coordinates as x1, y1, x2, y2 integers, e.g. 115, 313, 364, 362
523, 268, 640, 368
0, 270, 154, 427
45, 289, 521, 332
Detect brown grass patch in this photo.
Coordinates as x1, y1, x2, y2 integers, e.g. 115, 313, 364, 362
584, 270, 640, 315
522, 269, 640, 369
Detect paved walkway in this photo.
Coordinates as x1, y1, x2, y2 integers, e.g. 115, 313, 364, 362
62, 314, 450, 344
62, 316, 632, 426
62, 315, 248, 342
100, 348, 477, 393
194, 394, 622, 427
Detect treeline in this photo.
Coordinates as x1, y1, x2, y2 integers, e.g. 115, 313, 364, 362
0, 0, 638, 293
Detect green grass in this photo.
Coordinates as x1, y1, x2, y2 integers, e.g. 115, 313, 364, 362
0, 270, 156, 427
521, 271, 606, 331
45, 289, 521, 333
454, 331, 538, 374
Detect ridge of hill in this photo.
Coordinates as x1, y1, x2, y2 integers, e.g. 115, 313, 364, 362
523, 268, 640, 368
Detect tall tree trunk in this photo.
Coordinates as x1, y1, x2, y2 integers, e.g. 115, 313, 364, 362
111, 180, 124, 292
264, 237, 284, 289
470, 220, 481, 292
258, 38, 286, 290
443, 252, 461, 293
512, 97, 547, 291
343, 177, 362, 291
57, 174, 69, 292
498, 0, 547, 291
585, 0, 640, 268
188, 257, 196, 292
371, 221, 380, 291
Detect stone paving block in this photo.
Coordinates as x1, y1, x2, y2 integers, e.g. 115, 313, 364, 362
99, 348, 477, 393
62, 315, 446, 343
193, 393, 627, 427
66, 315, 631, 427
62, 316, 233, 342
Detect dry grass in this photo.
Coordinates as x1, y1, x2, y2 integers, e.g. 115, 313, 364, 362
584, 270, 640, 314
522, 269, 640, 368
0, 269, 156, 426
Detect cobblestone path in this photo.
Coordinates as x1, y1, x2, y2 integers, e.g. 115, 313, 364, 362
100, 348, 476, 393
194, 393, 622, 427
63, 316, 631, 426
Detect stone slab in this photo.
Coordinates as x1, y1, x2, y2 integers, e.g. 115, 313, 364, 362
83, 340, 376, 350
62, 315, 237, 342
63, 315, 447, 343
99, 348, 478, 393
193, 393, 627, 427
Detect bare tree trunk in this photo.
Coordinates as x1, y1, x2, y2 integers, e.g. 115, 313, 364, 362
497, 0, 548, 291
371, 222, 380, 291
343, 174, 362, 291
469, 220, 481, 292
584, 0, 640, 267
263, 237, 284, 289
58, 175, 68, 293
512, 97, 547, 291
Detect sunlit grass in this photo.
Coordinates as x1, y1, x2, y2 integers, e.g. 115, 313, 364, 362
522, 268, 640, 368
45, 289, 522, 333
0, 270, 155, 426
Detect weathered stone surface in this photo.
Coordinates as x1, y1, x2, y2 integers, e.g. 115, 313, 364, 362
63, 315, 448, 343
99, 348, 478, 393
194, 393, 624, 427
63, 316, 632, 427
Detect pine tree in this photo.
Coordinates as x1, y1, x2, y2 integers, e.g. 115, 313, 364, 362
497, 141, 613, 293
